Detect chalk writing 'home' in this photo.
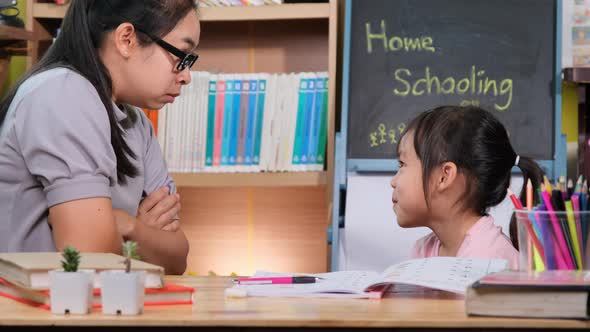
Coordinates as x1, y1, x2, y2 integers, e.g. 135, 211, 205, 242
366, 20, 436, 54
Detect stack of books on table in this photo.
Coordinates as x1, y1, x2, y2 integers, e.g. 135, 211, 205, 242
0, 252, 194, 310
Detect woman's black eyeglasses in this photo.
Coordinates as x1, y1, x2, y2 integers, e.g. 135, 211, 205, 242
140, 31, 198, 72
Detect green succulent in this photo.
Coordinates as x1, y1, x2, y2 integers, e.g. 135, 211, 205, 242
61, 245, 80, 272
122, 241, 140, 273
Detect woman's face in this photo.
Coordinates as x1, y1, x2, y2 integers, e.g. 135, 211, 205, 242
121, 10, 200, 110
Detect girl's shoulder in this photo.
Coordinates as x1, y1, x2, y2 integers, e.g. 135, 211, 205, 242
411, 232, 440, 258
459, 216, 518, 266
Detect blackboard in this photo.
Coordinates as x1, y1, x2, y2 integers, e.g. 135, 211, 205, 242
346, 0, 556, 160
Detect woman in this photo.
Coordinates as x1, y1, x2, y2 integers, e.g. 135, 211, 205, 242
0, 0, 199, 274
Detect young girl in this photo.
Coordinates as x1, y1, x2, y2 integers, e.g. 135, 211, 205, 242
0, 0, 199, 274
390, 106, 544, 269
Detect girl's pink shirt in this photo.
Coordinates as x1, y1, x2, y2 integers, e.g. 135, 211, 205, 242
410, 215, 519, 269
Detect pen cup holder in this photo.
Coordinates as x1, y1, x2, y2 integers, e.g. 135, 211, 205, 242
515, 209, 590, 271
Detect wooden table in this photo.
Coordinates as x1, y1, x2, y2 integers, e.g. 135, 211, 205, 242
0, 276, 588, 331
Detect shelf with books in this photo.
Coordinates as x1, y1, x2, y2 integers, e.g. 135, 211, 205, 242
171, 171, 327, 187
155, 72, 329, 177
197, 3, 330, 21
176, 0, 336, 274
31, 2, 330, 21
24, 0, 337, 276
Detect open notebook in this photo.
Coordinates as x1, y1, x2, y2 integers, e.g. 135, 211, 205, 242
227, 257, 508, 299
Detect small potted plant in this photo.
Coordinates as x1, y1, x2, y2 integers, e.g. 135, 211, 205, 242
99, 241, 145, 315
49, 245, 94, 314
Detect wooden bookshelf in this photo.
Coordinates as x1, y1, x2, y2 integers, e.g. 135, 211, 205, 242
0, 26, 37, 89
32, 3, 330, 21
198, 3, 330, 21
31, 2, 65, 20
0, 26, 36, 42
172, 171, 327, 187
26, 0, 337, 276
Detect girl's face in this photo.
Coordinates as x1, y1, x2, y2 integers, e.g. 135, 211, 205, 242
122, 10, 200, 110
390, 132, 431, 228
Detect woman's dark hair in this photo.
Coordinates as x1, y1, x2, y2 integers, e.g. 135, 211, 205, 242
0, 0, 196, 184
398, 105, 544, 248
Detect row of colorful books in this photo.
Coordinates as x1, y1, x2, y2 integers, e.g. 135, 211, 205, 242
157, 71, 328, 173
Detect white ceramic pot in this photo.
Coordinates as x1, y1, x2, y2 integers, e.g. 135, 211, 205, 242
99, 270, 145, 315
49, 269, 94, 315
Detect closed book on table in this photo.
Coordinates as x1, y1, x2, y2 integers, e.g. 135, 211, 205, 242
466, 270, 590, 319
0, 252, 164, 290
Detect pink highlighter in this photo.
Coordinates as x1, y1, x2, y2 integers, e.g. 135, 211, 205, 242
236, 276, 318, 285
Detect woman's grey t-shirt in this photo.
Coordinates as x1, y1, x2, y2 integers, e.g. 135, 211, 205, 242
0, 68, 175, 252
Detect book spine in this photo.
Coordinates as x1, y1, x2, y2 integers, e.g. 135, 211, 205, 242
244, 79, 258, 169
205, 75, 217, 168
197, 72, 211, 171
305, 75, 320, 170
300, 76, 315, 167
253, 78, 266, 167
236, 77, 250, 169
221, 79, 234, 167
307, 76, 322, 169
316, 75, 329, 170
292, 77, 307, 167
229, 79, 242, 169
213, 79, 226, 167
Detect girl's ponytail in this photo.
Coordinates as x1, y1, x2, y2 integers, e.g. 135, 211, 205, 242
509, 155, 545, 249
516, 156, 545, 207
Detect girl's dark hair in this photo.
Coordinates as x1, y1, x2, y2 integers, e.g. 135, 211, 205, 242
0, 0, 196, 184
398, 106, 544, 248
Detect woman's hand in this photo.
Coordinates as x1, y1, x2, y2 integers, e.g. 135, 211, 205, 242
137, 187, 181, 232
